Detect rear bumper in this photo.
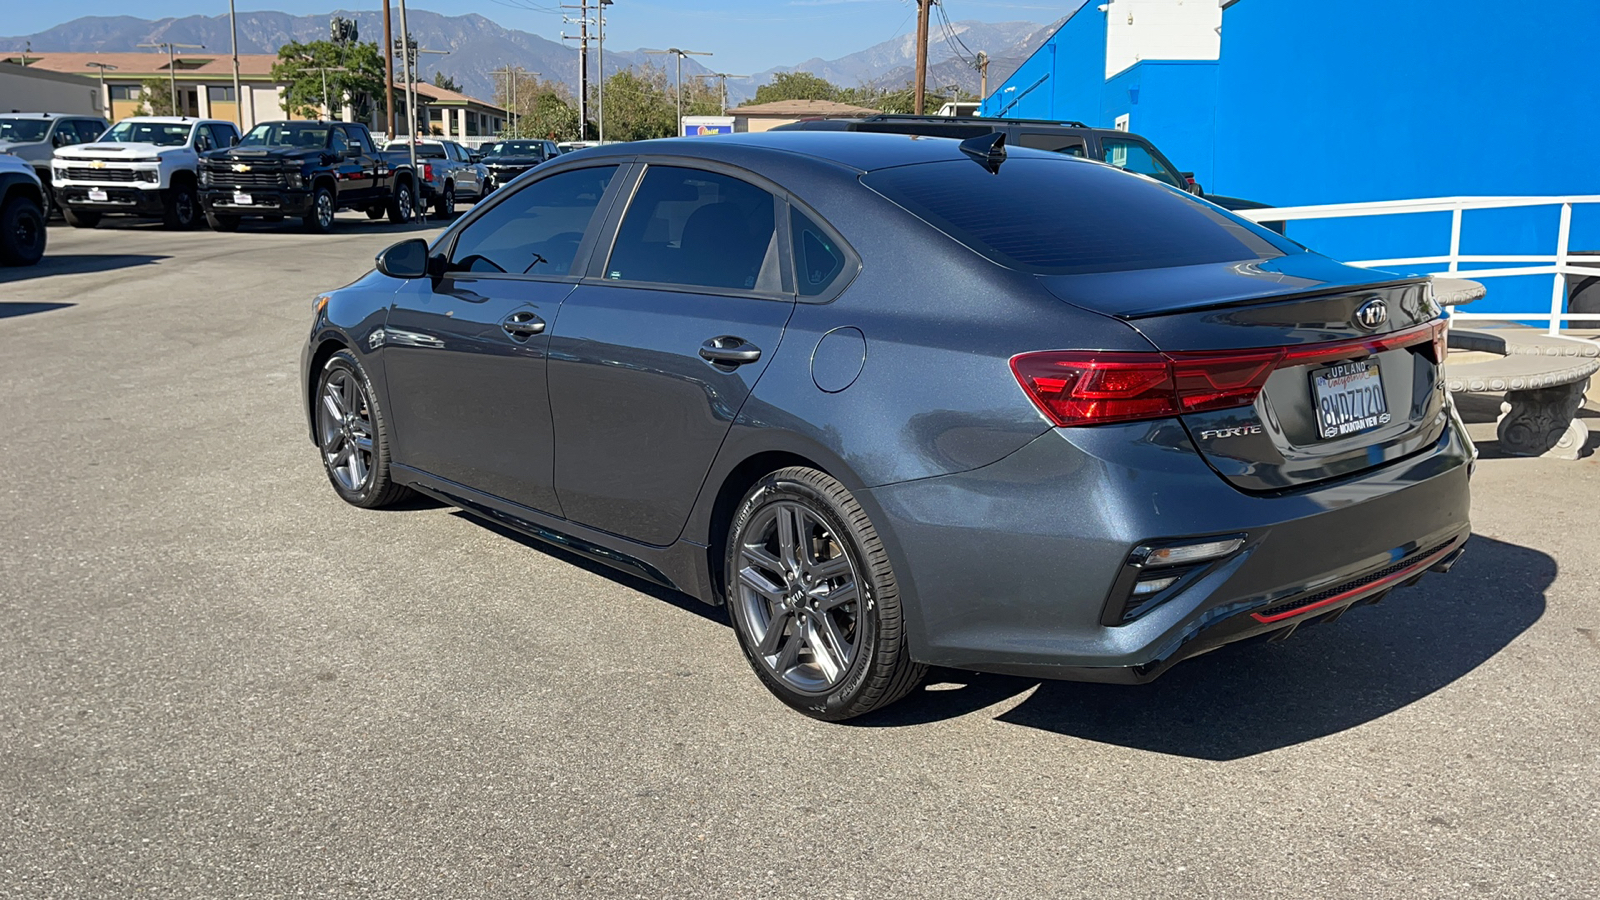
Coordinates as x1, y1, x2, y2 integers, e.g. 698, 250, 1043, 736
58, 185, 167, 216
860, 414, 1473, 682
200, 187, 313, 217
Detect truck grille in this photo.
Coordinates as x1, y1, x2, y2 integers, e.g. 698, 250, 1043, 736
206, 164, 286, 188
63, 167, 139, 183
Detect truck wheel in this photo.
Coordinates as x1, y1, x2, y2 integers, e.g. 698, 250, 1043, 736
0, 197, 47, 266
61, 207, 102, 229
205, 211, 240, 232
302, 185, 335, 234
387, 180, 415, 224
433, 182, 455, 220
162, 182, 199, 230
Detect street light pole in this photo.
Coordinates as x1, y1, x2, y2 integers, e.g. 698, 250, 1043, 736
84, 62, 118, 118
597, 0, 611, 143
138, 41, 204, 115
229, 0, 243, 127
645, 47, 711, 137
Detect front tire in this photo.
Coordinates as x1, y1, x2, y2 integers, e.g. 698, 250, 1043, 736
433, 182, 454, 219
725, 467, 926, 721
205, 210, 240, 232
61, 207, 102, 229
387, 180, 415, 224
301, 185, 335, 234
162, 182, 199, 230
314, 350, 412, 509
0, 197, 47, 266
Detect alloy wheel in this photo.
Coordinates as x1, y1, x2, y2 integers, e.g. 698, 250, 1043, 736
175, 189, 195, 226
734, 500, 861, 694
317, 369, 375, 492
316, 191, 334, 230
397, 186, 413, 222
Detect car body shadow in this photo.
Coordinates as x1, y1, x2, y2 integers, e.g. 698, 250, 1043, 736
0, 254, 168, 282
448, 511, 729, 627
0, 302, 74, 319
852, 535, 1549, 758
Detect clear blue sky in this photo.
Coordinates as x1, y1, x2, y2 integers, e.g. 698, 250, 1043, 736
7, 0, 1058, 77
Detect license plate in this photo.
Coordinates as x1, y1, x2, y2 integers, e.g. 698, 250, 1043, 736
88, 188, 108, 202
1310, 359, 1390, 440
233, 192, 253, 206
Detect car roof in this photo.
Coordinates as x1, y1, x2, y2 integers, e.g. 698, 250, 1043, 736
0, 112, 103, 120
574, 129, 999, 174
115, 116, 218, 125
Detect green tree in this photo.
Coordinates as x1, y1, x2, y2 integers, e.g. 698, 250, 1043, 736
495, 73, 584, 141
138, 78, 177, 116
594, 65, 677, 141
753, 71, 842, 104
431, 71, 461, 93
272, 39, 386, 123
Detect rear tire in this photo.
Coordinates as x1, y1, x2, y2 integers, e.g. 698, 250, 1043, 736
162, 181, 199, 230
433, 182, 454, 219
725, 467, 926, 721
205, 211, 240, 232
61, 207, 101, 229
314, 350, 413, 509
0, 197, 47, 266
387, 180, 415, 224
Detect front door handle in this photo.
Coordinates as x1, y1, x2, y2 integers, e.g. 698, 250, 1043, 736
699, 335, 762, 365
502, 311, 546, 340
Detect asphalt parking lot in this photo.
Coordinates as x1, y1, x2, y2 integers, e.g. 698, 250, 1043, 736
2, 216, 1597, 899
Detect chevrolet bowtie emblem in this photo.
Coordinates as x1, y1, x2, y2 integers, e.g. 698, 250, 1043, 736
89, 160, 106, 168
231, 163, 252, 173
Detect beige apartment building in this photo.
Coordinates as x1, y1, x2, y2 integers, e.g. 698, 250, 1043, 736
0, 52, 505, 139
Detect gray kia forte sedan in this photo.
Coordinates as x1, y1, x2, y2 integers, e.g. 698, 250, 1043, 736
301, 131, 1471, 720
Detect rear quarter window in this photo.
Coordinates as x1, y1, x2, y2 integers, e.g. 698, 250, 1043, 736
862, 156, 1293, 276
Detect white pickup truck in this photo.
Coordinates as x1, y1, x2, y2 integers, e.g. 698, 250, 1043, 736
51, 117, 241, 229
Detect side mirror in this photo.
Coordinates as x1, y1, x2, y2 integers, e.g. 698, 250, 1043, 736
1180, 172, 1203, 195
375, 238, 431, 279
468, 152, 482, 163
230, 134, 240, 146
53, 132, 71, 147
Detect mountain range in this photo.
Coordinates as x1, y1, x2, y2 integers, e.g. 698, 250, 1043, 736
0, 8, 1073, 107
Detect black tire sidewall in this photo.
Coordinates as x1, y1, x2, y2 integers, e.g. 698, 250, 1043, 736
304, 187, 334, 233
0, 198, 46, 265
724, 470, 891, 720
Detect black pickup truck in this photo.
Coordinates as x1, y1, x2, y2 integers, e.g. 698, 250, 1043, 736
198, 120, 419, 233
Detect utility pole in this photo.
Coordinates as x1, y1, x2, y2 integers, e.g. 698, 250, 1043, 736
913, 0, 932, 115
597, 0, 611, 143
84, 62, 117, 118
978, 50, 989, 105
303, 63, 350, 120
382, 0, 395, 137
645, 47, 712, 137
139, 41, 205, 115
562, 0, 592, 140
228, 0, 243, 127
694, 73, 747, 116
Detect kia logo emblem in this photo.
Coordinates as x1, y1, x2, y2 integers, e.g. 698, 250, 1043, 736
1354, 298, 1388, 330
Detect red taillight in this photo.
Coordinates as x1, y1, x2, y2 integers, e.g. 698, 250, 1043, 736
422, 163, 434, 182
1011, 320, 1445, 427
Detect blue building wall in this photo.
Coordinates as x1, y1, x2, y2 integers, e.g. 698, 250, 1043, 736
984, 0, 1600, 319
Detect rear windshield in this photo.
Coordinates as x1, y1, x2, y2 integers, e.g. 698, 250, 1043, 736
862, 156, 1294, 276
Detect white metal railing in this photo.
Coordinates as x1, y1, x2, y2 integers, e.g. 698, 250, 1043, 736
1236, 196, 1600, 335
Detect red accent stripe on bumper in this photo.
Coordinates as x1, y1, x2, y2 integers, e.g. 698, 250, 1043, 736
1250, 535, 1467, 624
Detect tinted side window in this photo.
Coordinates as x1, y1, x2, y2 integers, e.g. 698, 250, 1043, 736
1019, 133, 1086, 157
193, 126, 213, 151
448, 165, 617, 276
606, 166, 777, 291
863, 157, 1293, 276
330, 127, 349, 154
1100, 138, 1182, 188
208, 124, 239, 148
349, 127, 374, 155
791, 207, 846, 298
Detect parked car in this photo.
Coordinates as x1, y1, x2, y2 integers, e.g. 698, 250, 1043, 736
51, 116, 240, 229
0, 112, 110, 216
198, 120, 419, 233
301, 132, 1471, 721
382, 138, 488, 218
480, 139, 559, 191
0, 153, 47, 265
774, 114, 1270, 218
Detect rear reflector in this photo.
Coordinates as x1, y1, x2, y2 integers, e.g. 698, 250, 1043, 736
1012, 319, 1445, 427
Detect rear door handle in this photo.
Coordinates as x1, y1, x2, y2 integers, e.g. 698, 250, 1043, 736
699, 336, 762, 365
502, 311, 546, 340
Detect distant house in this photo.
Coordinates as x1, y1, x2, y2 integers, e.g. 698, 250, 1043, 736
730, 99, 881, 133
1, 51, 504, 138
